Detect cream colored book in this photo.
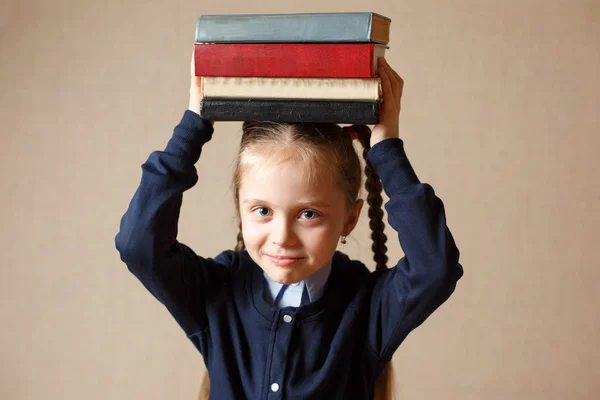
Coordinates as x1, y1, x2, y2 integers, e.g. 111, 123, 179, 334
200, 77, 382, 101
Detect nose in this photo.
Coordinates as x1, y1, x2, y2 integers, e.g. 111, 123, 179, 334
270, 217, 297, 247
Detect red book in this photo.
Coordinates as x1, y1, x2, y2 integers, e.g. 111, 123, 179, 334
194, 43, 387, 78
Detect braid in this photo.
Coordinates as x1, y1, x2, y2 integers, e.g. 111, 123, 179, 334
234, 221, 245, 251
353, 125, 393, 400
353, 126, 388, 271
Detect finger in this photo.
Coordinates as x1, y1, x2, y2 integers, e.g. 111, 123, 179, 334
378, 60, 395, 110
190, 48, 202, 89
387, 63, 403, 94
190, 48, 195, 78
381, 59, 402, 101
382, 58, 401, 84
388, 65, 404, 99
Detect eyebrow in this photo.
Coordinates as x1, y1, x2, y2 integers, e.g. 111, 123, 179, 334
242, 198, 332, 209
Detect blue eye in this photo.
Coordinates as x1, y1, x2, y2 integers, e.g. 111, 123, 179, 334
301, 210, 320, 220
254, 207, 271, 217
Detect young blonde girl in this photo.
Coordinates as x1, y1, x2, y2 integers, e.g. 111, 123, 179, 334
115, 49, 463, 400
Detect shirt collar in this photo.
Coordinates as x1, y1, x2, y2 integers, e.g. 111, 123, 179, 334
263, 260, 332, 303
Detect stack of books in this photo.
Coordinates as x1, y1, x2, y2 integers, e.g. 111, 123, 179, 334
193, 12, 391, 124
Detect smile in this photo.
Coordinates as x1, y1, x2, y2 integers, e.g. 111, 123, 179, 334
266, 255, 304, 266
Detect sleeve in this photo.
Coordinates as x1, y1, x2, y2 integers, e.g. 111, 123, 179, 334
365, 138, 464, 361
114, 110, 229, 335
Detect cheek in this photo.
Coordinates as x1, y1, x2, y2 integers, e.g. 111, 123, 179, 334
303, 225, 339, 247
240, 219, 265, 245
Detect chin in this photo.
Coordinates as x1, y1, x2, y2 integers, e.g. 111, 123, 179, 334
262, 260, 309, 284
263, 265, 303, 283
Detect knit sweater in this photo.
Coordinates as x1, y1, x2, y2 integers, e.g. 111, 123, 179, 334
115, 110, 464, 399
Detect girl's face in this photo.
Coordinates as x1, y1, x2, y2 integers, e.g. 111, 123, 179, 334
238, 157, 362, 284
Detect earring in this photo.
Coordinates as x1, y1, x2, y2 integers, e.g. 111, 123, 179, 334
341, 236, 347, 244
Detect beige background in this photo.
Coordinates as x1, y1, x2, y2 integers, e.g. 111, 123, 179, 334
1, 0, 599, 399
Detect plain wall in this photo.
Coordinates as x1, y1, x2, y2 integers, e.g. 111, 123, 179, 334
1, 0, 599, 399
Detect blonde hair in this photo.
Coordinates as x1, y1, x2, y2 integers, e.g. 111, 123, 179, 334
199, 121, 394, 400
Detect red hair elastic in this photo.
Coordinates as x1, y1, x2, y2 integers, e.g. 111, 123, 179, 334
344, 126, 358, 141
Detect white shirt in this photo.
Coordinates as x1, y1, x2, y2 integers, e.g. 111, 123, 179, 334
263, 261, 332, 308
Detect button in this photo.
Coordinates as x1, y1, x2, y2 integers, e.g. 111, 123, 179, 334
283, 314, 292, 323
291, 282, 301, 287
271, 383, 280, 392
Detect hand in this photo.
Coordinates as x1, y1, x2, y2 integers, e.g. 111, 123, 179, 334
188, 48, 211, 122
371, 57, 403, 147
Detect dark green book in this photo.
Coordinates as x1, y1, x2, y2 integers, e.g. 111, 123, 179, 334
199, 99, 379, 124
195, 12, 391, 44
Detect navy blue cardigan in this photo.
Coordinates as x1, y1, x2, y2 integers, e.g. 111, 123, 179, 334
115, 110, 464, 399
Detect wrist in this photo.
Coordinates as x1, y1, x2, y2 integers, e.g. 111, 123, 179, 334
188, 104, 214, 126
188, 105, 200, 116
370, 135, 393, 148
189, 94, 201, 116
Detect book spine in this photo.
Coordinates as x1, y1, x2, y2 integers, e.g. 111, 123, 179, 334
195, 13, 386, 43
201, 77, 382, 101
194, 43, 384, 78
199, 99, 379, 124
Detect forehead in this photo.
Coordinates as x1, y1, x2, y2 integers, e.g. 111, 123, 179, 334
239, 158, 343, 205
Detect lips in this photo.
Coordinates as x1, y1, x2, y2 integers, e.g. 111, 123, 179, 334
266, 255, 304, 267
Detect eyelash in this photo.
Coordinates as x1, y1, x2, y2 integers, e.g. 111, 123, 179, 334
252, 207, 321, 220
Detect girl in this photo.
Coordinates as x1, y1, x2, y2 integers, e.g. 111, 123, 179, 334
115, 50, 463, 400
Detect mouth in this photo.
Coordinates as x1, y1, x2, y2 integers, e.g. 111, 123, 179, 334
266, 255, 304, 267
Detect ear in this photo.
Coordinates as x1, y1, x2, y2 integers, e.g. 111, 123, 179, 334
342, 199, 364, 236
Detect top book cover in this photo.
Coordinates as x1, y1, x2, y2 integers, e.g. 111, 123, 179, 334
195, 12, 391, 44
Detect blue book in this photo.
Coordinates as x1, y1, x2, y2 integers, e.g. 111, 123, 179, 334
195, 12, 391, 44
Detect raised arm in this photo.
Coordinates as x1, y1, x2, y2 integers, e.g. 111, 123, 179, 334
114, 50, 227, 335
365, 58, 464, 361
366, 137, 463, 360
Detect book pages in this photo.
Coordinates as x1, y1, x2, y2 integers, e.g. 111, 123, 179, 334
201, 77, 382, 101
